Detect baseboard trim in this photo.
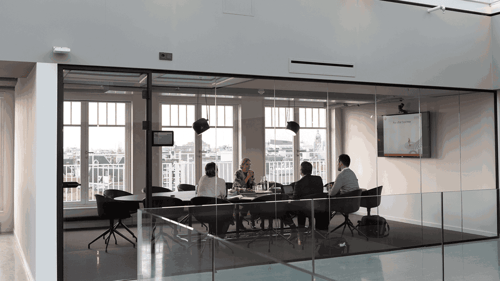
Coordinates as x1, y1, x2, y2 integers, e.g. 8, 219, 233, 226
13, 231, 35, 281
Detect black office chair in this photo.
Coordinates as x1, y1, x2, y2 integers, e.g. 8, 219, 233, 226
88, 195, 136, 252
327, 189, 368, 240
103, 189, 139, 241
247, 194, 295, 252
144, 196, 186, 248
178, 184, 196, 191
189, 197, 235, 254
300, 193, 330, 239
360, 186, 383, 216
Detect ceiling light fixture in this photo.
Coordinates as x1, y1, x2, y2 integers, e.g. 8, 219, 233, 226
53, 46, 71, 54
427, 5, 445, 13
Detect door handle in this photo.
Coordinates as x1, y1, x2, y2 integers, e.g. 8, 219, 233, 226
62, 182, 81, 188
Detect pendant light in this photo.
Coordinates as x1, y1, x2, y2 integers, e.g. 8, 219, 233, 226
193, 89, 210, 135
286, 97, 300, 136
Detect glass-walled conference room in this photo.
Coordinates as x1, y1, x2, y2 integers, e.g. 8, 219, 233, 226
60, 69, 498, 281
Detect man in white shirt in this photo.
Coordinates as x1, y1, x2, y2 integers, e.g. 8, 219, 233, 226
329, 154, 360, 196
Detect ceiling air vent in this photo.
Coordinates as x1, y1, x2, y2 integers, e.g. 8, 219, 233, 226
289, 58, 355, 77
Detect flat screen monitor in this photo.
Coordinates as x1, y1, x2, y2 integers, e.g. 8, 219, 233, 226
152, 131, 174, 146
377, 112, 430, 158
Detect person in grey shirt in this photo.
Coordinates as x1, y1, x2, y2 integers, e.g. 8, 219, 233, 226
329, 154, 360, 196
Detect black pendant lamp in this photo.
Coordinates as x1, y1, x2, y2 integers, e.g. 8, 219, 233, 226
286, 121, 300, 136
286, 97, 300, 135
193, 89, 210, 135
193, 118, 210, 135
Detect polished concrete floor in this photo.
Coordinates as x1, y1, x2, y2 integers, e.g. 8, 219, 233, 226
3, 229, 500, 280
0, 233, 29, 281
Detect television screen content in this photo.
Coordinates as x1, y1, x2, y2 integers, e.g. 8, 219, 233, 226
378, 112, 430, 158
152, 131, 174, 146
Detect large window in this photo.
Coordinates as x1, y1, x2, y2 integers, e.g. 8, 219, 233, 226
265, 105, 328, 184
201, 105, 234, 182
63, 101, 130, 205
265, 106, 295, 184
299, 107, 327, 182
63, 101, 82, 202
161, 104, 196, 189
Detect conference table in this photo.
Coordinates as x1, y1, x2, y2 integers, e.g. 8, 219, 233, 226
114, 190, 273, 203
114, 190, 276, 237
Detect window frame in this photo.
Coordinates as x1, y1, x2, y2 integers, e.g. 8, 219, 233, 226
63, 94, 132, 208
264, 100, 331, 184
157, 94, 240, 190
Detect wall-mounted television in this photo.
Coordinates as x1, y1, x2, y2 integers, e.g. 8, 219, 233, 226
377, 112, 430, 158
152, 131, 174, 146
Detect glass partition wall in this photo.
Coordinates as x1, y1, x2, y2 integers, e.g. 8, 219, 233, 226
60, 68, 498, 281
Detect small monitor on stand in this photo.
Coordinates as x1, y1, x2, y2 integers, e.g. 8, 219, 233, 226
152, 131, 174, 146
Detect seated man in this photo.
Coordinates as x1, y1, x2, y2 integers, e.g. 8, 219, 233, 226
292, 161, 324, 230
329, 154, 360, 197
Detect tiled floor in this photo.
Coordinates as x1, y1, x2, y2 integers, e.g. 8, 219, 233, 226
0, 233, 29, 281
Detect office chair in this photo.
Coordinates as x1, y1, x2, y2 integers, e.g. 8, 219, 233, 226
177, 184, 196, 191
189, 196, 235, 254
103, 189, 139, 241
247, 194, 295, 252
144, 196, 186, 249
360, 186, 383, 216
88, 195, 136, 252
327, 189, 368, 240
299, 193, 330, 241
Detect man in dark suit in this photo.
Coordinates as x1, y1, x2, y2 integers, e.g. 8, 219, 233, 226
292, 162, 325, 231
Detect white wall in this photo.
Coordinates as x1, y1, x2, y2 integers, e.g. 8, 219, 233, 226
0, 0, 493, 89
0, 90, 15, 233
14, 63, 58, 281
342, 92, 496, 235
342, 92, 495, 194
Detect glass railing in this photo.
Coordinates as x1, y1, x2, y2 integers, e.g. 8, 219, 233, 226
137, 189, 498, 280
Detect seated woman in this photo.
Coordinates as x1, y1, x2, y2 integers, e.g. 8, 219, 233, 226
231, 158, 256, 193
196, 162, 227, 199
231, 158, 256, 230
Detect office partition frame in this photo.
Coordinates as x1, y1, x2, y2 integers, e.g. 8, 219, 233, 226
56, 63, 500, 281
